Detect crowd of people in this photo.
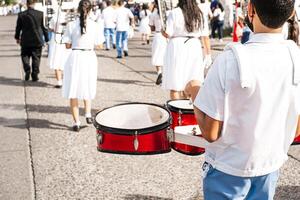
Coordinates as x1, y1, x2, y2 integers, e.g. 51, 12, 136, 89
14, 0, 300, 199
0, 3, 23, 16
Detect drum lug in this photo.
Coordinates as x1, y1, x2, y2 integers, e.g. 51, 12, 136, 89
97, 131, 103, 144
167, 127, 174, 142
178, 110, 182, 126
134, 131, 139, 151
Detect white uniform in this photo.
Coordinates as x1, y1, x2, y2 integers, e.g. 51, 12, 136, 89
162, 8, 204, 91
194, 34, 300, 177
199, 1, 212, 37
62, 18, 102, 100
149, 9, 167, 67
48, 11, 71, 70
139, 9, 151, 34
94, 9, 105, 44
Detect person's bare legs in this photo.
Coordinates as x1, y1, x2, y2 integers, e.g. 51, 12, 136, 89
54, 69, 63, 87
84, 99, 93, 124
141, 34, 146, 45
70, 98, 80, 130
146, 34, 150, 44
201, 36, 212, 69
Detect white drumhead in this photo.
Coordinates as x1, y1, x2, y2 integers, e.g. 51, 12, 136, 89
168, 99, 193, 110
95, 104, 170, 130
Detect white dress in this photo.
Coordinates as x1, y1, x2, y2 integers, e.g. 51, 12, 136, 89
62, 18, 102, 100
139, 10, 151, 34
48, 11, 71, 70
149, 9, 167, 67
162, 8, 204, 91
94, 9, 105, 44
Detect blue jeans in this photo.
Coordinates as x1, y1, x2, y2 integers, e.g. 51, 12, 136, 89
203, 162, 279, 200
104, 28, 115, 49
116, 31, 128, 57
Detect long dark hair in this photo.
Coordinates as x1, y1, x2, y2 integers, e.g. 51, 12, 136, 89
152, 0, 159, 15
78, 0, 92, 35
142, 3, 148, 16
287, 15, 299, 44
177, 0, 203, 32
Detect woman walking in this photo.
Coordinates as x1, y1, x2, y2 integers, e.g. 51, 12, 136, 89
62, 0, 103, 131
139, 3, 151, 45
162, 0, 204, 100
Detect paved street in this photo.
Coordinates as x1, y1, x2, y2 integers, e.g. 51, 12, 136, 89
0, 15, 300, 200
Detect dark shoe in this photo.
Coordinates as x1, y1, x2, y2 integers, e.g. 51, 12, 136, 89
73, 125, 80, 132
113, 44, 116, 49
105, 48, 110, 51
86, 117, 93, 124
54, 85, 62, 89
124, 51, 128, 57
147, 39, 150, 45
32, 74, 39, 82
156, 73, 162, 85
25, 72, 30, 81
116, 56, 122, 59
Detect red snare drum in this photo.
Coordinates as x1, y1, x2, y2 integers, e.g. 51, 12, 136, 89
94, 103, 172, 155
167, 99, 197, 129
166, 100, 205, 156
293, 135, 300, 145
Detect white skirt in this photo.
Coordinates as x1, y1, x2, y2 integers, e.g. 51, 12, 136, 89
139, 18, 151, 34
162, 37, 204, 91
62, 50, 98, 100
151, 32, 167, 67
48, 36, 71, 70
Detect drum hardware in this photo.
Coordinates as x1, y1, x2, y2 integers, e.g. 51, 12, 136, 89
167, 127, 174, 142
191, 127, 197, 136
96, 131, 103, 144
178, 110, 182, 126
133, 131, 139, 151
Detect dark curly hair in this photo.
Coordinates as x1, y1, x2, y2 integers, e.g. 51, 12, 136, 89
177, 0, 203, 33
78, 0, 92, 35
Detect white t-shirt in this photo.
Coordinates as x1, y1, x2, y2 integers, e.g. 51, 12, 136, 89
194, 33, 300, 177
213, 8, 224, 21
115, 6, 134, 32
102, 6, 116, 29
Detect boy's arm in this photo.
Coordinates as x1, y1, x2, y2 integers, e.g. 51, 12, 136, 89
185, 80, 223, 143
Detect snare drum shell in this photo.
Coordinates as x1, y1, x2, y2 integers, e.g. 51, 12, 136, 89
96, 129, 171, 155
170, 112, 197, 129
292, 135, 300, 145
171, 141, 205, 156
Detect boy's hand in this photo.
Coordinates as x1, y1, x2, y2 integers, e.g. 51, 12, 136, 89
184, 80, 201, 102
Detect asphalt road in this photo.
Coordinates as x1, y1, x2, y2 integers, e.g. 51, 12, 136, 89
0, 15, 299, 200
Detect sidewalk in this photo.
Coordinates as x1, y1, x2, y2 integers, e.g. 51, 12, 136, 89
0, 15, 299, 200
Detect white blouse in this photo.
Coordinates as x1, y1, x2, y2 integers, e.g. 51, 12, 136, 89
63, 17, 102, 49
165, 7, 202, 38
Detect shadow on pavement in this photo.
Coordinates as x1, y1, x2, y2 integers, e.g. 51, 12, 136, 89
98, 78, 153, 86
0, 76, 52, 88
0, 54, 20, 58
275, 185, 300, 200
123, 194, 172, 200
0, 117, 70, 131
0, 103, 98, 115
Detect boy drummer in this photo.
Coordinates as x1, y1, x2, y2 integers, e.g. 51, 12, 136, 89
185, 0, 300, 199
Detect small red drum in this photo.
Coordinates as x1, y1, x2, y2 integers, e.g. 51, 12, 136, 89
94, 103, 172, 155
166, 99, 205, 156
166, 99, 197, 129
293, 135, 300, 145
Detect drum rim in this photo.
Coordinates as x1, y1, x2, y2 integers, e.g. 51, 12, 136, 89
166, 99, 194, 114
93, 102, 172, 135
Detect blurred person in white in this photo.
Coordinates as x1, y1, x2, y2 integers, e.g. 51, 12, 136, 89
115, 0, 134, 58
102, 0, 117, 50
198, 0, 213, 70
139, 3, 151, 45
